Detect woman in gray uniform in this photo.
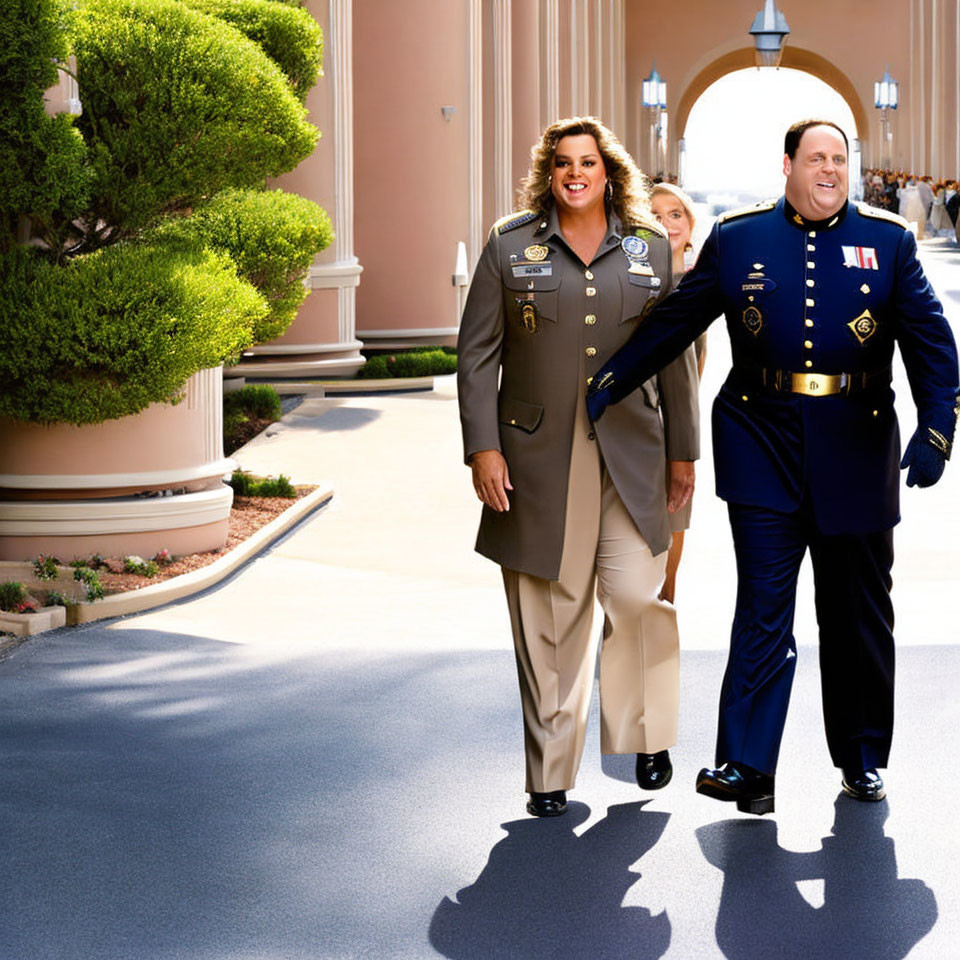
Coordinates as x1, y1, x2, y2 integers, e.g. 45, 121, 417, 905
457, 117, 700, 817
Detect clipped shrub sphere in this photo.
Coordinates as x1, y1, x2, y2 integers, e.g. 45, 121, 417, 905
0, 243, 267, 425
152, 188, 333, 344
72, 0, 318, 232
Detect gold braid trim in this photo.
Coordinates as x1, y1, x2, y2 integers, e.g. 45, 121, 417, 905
927, 427, 952, 459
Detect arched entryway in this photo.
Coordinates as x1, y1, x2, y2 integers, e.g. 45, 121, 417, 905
680, 64, 859, 200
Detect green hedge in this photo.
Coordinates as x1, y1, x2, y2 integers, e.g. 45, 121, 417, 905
72, 0, 318, 234
152, 188, 333, 344
224, 384, 283, 422
181, 0, 322, 102
356, 349, 458, 379
0, 0, 89, 254
0, 243, 265, 424
229, 469, 296, 498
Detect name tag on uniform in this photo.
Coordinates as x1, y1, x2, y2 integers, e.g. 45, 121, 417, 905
628, 274, 661, 288
512, 263, 553, 278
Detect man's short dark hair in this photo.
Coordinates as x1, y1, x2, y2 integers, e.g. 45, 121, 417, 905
784, 120, 849, 159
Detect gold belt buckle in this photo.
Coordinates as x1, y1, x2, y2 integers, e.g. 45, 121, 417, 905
790, 372, 841, 396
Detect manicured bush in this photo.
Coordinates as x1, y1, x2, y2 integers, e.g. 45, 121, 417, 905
0, 0, 90, 256
224, 385, 283, 422
229, 470, 297, 498
356, 349, 458, 379
222, 385, 283, 453
0, 243, 266, 425
2, 0, 329, 429
152, 189, 333, 344
181, 0, 322, 102
72, 0, 318, 235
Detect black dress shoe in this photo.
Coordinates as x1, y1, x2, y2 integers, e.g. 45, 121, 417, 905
841, 768, 886, 801
636, 750, 673, 790
696, 761, 775, 815
526, 790, 567, 817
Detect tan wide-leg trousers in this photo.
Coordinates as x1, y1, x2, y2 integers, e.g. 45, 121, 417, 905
502, 392, 680, 793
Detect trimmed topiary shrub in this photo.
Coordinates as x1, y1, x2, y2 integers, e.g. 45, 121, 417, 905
152, 189, 333, 344
1, 0, 331, 427
180, 0, 322, 102
0, 242, 265, 424
71, 0, 318, 238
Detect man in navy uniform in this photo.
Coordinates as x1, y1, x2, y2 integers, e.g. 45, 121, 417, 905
587, 119, 959, 814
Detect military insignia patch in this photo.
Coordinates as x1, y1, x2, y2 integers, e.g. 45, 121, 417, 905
622, 235, 649, 258
523, 244, 549, 262
842, 246, 879, 269
848, 309, 877, 344
742, 306, 763, 336
516, 298, 540, 334
621, 235, 653, 275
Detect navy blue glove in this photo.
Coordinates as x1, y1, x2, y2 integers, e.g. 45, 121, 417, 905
900, 427, 948, 487
586, 387, 611, 424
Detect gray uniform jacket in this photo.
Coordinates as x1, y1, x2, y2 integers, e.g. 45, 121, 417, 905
458, 205, 700, 580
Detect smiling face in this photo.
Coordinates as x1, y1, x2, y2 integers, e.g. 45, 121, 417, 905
783, 125, 848, 221
550, 133, 607, 215
651, 192, 692, 257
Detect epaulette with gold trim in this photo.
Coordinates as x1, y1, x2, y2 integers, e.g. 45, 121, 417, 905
717, 199, 777, 224
495, 210, 538, 234
853, 201, 908, 229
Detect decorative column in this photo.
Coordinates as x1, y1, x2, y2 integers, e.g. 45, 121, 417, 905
352, 0, 472, 348
469, 0, 484, 268
493, 0, 513, 219
232, 0, 365, 379
540, 0, 560, 128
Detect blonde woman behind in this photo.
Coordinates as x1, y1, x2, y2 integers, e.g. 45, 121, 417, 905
650, 182, 703, 605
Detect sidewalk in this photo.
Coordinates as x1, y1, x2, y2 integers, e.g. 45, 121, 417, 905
0, 242, 958, 959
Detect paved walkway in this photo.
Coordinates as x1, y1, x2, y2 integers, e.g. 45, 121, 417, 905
1, 242, 959, 959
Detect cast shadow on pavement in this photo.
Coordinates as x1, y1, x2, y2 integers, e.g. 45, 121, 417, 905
698, 796, 937, 960
429, 800, 672, 960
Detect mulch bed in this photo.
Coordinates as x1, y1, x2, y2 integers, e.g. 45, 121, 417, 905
73, 488, 317, 596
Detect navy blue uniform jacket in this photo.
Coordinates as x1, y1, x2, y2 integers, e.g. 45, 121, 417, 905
589, 198, 959, 535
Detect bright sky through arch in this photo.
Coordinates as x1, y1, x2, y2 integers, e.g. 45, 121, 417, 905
682, 67, 859, 201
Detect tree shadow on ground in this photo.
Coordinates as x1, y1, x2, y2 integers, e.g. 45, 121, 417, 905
698, 797, 937, 960
0, 630, 519, 960
429, 800, 671, 959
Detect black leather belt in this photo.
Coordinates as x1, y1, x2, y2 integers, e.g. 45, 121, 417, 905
735, 363, 892, 397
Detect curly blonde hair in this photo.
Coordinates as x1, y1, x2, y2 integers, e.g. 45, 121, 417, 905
516, 117, 663, 235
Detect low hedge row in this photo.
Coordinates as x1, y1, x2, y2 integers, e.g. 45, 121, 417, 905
356, 349, 457, 379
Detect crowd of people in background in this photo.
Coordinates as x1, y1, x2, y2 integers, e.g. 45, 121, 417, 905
863, 168, 960, 241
